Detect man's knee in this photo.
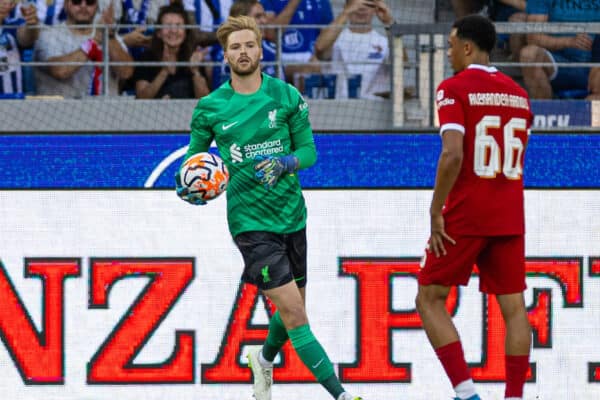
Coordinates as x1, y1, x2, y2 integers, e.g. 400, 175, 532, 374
519, 44, 544, 64
497, 293, 529, 322
589, 68, 600, 93
415, 285, 448, 314
277, 302, 308, 329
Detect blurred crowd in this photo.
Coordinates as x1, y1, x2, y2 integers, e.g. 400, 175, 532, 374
453, 0, 600, 99
1, 0, 599, 100
0, 0, 394, 100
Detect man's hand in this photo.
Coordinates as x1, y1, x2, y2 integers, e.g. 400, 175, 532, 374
570, 33, 593, 51
428, 212, 456, 257
254, 154, 298, 190
374, 0, 394, 25
94, 0, 115, 44
122, 27, 152, 48
20, 2, 39, 26
175, 173, 207, 205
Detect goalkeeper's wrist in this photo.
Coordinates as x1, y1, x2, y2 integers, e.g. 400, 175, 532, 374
280, 154, 299, 173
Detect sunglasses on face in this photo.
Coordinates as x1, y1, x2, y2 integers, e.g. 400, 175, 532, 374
71, 0, 97, 6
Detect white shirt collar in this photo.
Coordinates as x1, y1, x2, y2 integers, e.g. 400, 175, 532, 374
467, 64, 498, 73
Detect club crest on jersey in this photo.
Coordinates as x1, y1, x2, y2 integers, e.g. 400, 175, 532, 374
268, 109, 278, 128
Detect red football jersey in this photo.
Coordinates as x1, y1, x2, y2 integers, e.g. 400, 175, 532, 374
435, 64, 533, 235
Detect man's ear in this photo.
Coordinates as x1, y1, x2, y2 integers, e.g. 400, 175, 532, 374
463, 40, 474, 57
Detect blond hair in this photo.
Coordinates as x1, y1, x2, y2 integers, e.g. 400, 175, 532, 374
216, 15, 262, 49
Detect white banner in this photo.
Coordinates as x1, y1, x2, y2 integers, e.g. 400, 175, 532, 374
0, 190, 598, 400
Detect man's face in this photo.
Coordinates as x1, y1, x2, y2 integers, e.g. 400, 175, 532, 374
248, 3, 267, 26
224, 29, 262, 76
0, 0, 17, 15
447, 28, 466, 73
348, 0, 376, 25
66, 0, 98, 24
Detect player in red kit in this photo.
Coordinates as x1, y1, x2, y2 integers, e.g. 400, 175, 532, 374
415, 15, 533, 400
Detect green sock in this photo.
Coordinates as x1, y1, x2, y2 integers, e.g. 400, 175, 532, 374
262, 311, 289, 362
288, 324, 345, 399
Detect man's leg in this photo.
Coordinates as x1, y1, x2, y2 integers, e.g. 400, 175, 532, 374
264, 281, 357, 400
416, 284, 479, 400
260, 288, 305, 362
497, 293, 532, 400
519, 45, 554, 99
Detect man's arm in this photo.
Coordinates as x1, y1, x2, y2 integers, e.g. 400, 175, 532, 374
429, 129, 463, 256
526, 14, 591, 52
46, 36, 129, 81
497, 0, 526, 11
99, 2, 134, 80
267, 0, 301, 27
45, 48, 90, 80
313, 10, 349, 60
16, 4, 39, 47
430, 130, 463, 216
185, 106, 215, 160
313, 0, 367, 60
107, 35, 134, 80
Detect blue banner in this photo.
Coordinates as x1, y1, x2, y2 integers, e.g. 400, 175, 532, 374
531, 100, 591, 128
0, 133, 598, 189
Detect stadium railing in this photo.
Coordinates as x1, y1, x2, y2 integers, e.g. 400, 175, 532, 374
5, 22, 600, 131
390, 22, 600, 128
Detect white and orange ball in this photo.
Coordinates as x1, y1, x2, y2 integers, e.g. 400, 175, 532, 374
179, 152, 229, 201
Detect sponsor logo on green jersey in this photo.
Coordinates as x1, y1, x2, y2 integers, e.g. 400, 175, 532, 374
243, 139, 284, 160
261, 265, 271, 283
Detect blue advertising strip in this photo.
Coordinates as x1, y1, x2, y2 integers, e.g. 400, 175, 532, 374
530, 100, 591, 128
0, 133, 598, 189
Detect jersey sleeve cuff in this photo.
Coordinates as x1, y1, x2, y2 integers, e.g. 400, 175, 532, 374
439, 123, 465, 136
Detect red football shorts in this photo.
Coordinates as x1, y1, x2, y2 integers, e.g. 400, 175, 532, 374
418, 234, 526, 294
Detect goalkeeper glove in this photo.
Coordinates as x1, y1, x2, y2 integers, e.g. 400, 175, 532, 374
253, 154, 299, 190
175, 172, 207, 206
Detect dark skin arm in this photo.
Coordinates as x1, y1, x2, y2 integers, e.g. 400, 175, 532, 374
428, 129, 463, 257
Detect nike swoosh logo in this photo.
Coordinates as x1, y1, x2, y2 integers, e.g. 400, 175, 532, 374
222, 121, 239, 130
312, 358, 324, 369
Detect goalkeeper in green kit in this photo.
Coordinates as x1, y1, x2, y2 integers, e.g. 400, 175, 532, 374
176, 15, 362, 400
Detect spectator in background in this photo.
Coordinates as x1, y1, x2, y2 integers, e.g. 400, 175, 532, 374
34, 0, 134, 97
261, 0, 333, 82
519, 0, 600, 99
587, 35, 600, 100
0, 0, 40, 97
209, 0, 282, 88
488, 0, 526, 60
118, 0, 218, 53
181, 0, 230, 30
450, 0, 487, 18
314, 0, 393, 99
117, 0, 218, 95
37, 0, 119, 26
133, 2, 209, 98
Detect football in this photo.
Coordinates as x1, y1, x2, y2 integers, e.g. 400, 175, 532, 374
179, 152, 229, 201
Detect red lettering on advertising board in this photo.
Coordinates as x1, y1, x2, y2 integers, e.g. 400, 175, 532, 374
470, 258, 582, 382
589, 257, 600, 383
0, 259, 80, 384
87, 259, 194, 383
0, 255, 591, 385
338, 258, 459, 382
202, 283, 315, 383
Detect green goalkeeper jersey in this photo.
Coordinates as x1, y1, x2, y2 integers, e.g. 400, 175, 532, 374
184, 73, 317, 237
